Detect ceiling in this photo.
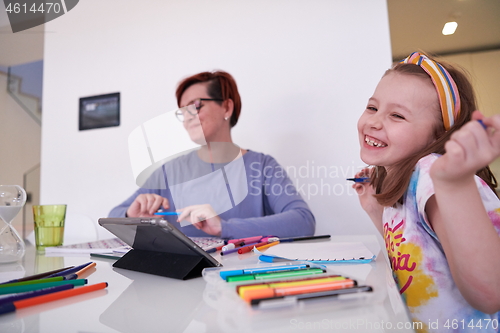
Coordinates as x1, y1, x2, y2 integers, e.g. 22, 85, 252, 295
388, 0, 500, 61
1, 1, 500, 66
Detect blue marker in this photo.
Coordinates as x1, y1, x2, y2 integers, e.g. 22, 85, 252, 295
478, 119, 487, 130
346, 177, 370, 183
46, 262, 93, 278
154, 211, 180, 216
219, 264, 311, 280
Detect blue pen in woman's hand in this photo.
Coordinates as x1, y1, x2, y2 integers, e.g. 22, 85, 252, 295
154, 211, 180, 216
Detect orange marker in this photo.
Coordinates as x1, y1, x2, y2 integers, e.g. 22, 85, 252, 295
64, 262, 97, 280
239, 276, 348, 299
242, 278, 356, 302
0, 282, 109, 315
75, 262, 97, 277
254, 241, 279, 252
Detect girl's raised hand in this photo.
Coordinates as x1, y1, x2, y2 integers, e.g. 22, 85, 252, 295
431, 111, 500, 184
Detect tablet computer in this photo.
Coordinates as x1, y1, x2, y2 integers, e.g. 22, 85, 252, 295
98, 217, 222, 279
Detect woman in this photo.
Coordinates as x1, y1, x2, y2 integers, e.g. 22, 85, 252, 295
109, 71, 315, 239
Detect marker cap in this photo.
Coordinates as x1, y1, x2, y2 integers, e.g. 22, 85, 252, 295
242, 288, 275, 302
219, 270, 244, 280
226, 275, 256, 282
0, 302, 15, 315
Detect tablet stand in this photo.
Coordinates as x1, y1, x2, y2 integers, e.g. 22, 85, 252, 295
106, 225, 221, 280
113, 249, 211, 280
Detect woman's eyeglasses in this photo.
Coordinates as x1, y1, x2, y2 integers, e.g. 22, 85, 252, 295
175, 98, 223, 122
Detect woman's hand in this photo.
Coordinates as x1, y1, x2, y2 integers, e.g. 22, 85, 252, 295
177, 204, 222, 236
431, 111, 500, 185
126, 194, 170, 217
352, 167, 384, 233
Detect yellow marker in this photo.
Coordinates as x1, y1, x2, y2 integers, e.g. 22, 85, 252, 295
254, 241, 279, 251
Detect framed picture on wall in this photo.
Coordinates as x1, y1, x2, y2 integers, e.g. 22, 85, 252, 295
79, 92, 120, 130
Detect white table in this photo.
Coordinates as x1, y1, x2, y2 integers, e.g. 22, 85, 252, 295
0, 235, 415, 333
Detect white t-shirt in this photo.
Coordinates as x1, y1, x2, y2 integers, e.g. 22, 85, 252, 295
383, 154, 500, 333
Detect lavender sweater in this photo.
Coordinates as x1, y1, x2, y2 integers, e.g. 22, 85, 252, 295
108, 150, 315, 239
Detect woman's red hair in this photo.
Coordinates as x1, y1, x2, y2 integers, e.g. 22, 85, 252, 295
176, 71, 242, 128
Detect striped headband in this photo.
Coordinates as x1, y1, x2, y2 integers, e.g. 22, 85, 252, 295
400, 52, 461, 131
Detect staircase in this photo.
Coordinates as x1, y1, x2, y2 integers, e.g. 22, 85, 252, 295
7, 65, 42, 125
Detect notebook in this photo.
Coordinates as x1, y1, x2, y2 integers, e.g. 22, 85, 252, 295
257, 241, 376, 264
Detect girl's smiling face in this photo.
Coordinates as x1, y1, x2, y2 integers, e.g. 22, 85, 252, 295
357, 72, 442, 174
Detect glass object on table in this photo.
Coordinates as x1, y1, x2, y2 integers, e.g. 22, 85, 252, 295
0, 185, 27, 263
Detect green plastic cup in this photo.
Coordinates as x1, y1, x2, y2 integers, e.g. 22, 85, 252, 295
32, 204, 67, 252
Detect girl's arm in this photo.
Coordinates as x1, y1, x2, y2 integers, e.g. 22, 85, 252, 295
428, 111, 500, 314
353, 168, 384, 234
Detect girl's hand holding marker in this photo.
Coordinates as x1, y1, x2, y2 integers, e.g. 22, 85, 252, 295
431, 112, 500, 184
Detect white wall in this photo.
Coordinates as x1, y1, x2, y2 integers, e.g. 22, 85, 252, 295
41, 0, 392, 239
442, 50, 500, 179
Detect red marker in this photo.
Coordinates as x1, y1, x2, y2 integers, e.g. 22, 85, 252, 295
238, 241, 269, 254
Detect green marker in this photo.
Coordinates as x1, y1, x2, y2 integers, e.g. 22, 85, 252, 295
0, 276, 64, 288
0, 279, 87, 295
226, 268, 325, 283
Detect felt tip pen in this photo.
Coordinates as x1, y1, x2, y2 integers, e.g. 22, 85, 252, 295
243, 278, 356, 302
0, 284, 75, 306
0, 276, 64, 288
204, 243, 225, 253
47, 262, 94, 278
154, 211, 180, 216
346, 177, 370, 183
478, 119, 488, 130
0, 282, 109, 316
251, 285, 373, 307
64, 262, 97, 280
254, 241, 280, 251
0, 279, 88, 295
227, 236, 263, 245
90, 253, 123, 260
278, 235, 331, 243
260, 236, 278, 243
220, 264, 311, 280
226, 268, 325, 283
221, 242, 259, 256
238, 241, 269, 254
236, 274, 342, 294
221, 243, 236, 252
0, 266, 74, 285
239, 276, 349, 300
263, 237, 280, 243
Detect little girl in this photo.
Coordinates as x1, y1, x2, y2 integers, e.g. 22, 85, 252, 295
354, 52, 500, 332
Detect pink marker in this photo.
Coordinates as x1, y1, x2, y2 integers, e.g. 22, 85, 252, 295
227, 235, 263, 245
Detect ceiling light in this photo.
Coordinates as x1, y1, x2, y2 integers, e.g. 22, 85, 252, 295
442, 22, 458, 35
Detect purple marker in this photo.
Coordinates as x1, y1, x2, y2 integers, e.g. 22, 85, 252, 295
346, 177, 370, 183
47, 262, 93, 278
